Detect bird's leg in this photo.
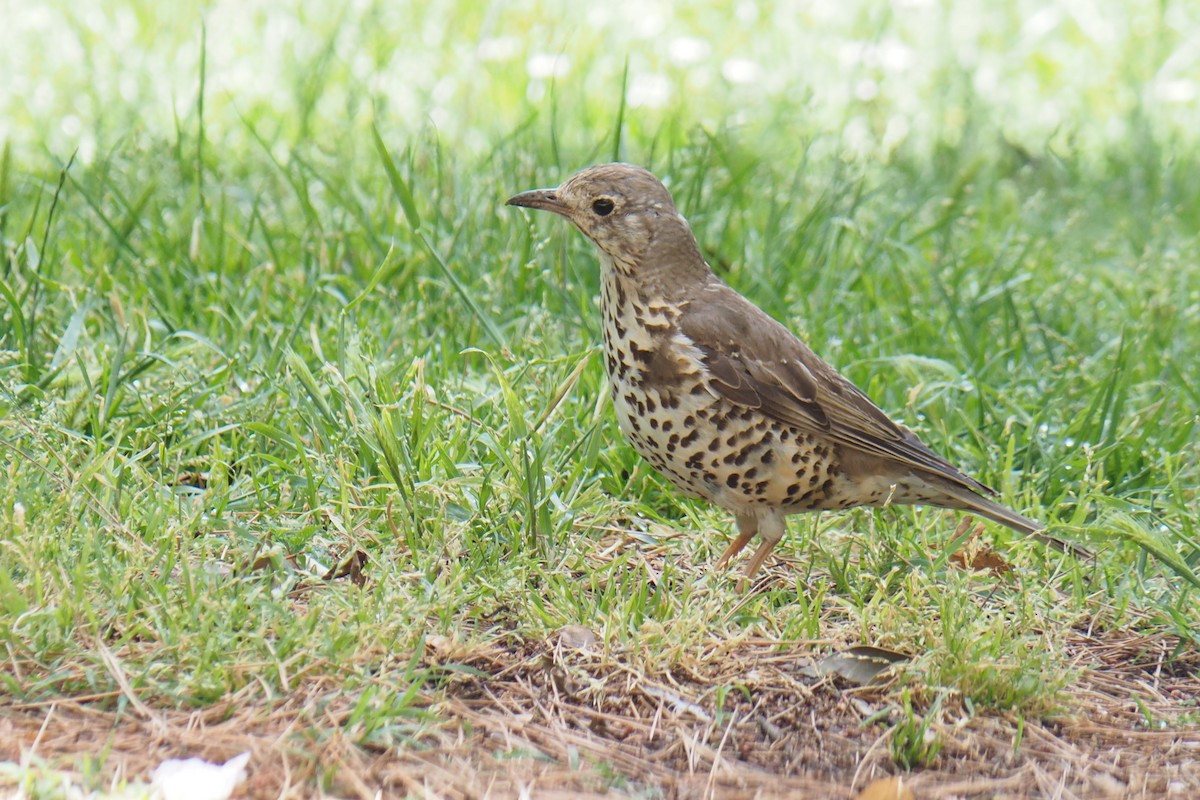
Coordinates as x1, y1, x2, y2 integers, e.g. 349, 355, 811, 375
737, 512, 786, 590
714, 514, 757, 571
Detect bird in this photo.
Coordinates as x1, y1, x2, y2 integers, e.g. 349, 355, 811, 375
506, 163, 1086, 585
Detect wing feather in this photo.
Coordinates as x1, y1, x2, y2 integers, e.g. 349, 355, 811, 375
680, 282, 993, 497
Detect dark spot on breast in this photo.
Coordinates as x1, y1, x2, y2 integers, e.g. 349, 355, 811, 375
796, 487, 818, 506
762, 450, 774, 465
726, 474, 740, 489
629, 342, 653, 365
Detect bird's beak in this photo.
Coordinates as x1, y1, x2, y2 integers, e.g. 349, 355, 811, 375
506, 188, 568, 217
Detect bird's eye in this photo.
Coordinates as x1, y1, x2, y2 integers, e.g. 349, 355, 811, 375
592, 198, 615, 216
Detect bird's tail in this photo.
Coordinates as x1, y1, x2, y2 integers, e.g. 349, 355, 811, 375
936, 481, 1092, 559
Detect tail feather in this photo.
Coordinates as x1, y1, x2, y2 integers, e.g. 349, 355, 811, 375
937, 482, 1092, 559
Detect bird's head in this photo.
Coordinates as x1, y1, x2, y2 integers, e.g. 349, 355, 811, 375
507, 163, 701, 271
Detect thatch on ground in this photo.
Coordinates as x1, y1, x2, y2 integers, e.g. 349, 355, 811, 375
4, 621, 1197, 799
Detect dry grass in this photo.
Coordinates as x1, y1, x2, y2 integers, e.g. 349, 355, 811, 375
3, 632, 1197, 798
4, 535, 1198, 799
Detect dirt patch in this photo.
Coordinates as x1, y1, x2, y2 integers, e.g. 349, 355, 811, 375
3, 628, 1198, 798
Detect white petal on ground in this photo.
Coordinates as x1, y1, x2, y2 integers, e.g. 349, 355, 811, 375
151, 752, 251, 800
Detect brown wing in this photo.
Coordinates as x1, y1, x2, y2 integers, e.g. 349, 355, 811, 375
680, 281, 995, 497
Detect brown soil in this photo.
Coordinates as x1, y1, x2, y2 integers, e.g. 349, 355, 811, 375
3, 626, 1198, 799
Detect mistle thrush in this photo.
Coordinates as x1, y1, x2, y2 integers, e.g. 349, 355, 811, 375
507, 163, 1086, 583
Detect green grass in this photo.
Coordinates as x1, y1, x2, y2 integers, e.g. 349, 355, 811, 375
2, 0, 1199, 795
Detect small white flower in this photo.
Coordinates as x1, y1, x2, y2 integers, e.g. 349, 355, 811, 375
526, 54, 570, 80
628, 74, 671, 108
722, 58, 759, 85
668, 36, 710, 65
477, 36, 520, 62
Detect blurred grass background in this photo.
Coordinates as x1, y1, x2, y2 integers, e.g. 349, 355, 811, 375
4, 0, 1198, 162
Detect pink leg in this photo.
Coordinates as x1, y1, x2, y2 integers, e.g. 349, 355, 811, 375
737, 513, 786, 590
714, 514, 757, 570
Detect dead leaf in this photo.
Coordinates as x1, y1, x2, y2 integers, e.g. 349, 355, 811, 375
322, 549, 369, 587
427, 634, 471, 663
558, 625, 598, 650
243, 549, 299, 575
803, 645, 909, 686
173, 471, 209, 489
548, 665, 579, 697
854, 776, 915, 800
949, 521, 1013, 576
